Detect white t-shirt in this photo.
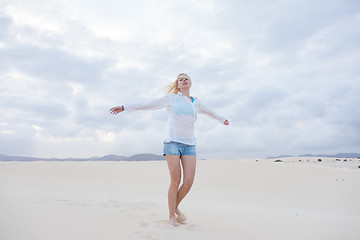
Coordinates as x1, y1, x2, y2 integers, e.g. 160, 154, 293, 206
123, 92, 226, 145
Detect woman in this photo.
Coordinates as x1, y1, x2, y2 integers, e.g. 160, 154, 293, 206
109, 73, 229, 226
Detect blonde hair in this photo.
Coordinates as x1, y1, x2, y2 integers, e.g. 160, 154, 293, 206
166, 73, 191, 94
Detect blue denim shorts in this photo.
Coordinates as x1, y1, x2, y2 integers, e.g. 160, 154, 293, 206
163, 141, 196, 156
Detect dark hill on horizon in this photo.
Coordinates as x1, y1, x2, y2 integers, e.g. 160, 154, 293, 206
0, 153, 166, 162
1, 153, 359, 161
267, 153, 360, 159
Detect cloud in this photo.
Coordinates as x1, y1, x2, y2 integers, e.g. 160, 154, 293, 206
0, 0, 359, 158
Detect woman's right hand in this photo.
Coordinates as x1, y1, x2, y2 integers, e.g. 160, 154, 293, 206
109, 106, 124, 115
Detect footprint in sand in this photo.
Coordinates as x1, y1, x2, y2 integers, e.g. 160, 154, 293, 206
141, 234, 158, 240
152, 219, 197, 230
139, 222, 150, 228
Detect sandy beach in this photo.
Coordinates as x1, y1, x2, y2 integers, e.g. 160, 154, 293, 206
1, 158, 359, 240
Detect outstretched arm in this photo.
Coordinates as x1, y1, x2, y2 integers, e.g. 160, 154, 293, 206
198, 100, 230, 125
109, 95, 171, 115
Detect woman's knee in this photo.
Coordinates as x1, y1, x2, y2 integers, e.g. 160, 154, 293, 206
170, 177, 181, 188
183, 177, 194, 189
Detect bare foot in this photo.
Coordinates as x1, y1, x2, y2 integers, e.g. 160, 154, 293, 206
169, 216, 179, 226
175, 209, 187, 223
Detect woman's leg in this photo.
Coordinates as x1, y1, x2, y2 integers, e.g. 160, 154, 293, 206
176, 155, 196, 217
166, 154, 181, 226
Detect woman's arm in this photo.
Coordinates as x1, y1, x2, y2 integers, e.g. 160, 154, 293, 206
197, 99, 230, 125
109, 95, 171, 115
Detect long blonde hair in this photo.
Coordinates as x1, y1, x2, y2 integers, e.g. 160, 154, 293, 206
166, 73, 191, 94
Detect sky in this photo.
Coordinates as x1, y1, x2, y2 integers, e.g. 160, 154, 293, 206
0, 0, 359, 159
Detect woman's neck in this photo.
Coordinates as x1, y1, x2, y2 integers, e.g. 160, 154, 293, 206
180, 89, 190, 97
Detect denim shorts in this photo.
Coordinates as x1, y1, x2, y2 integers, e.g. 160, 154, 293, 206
163, 141, 196, 156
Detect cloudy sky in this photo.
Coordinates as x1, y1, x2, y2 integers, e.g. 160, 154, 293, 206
0, 0, 359, 159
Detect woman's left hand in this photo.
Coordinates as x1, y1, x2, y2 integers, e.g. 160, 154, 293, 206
109, 106, 124, 115
224, 120, 230, 125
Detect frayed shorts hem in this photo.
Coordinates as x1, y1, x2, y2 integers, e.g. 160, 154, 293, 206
163, 141, 196, 156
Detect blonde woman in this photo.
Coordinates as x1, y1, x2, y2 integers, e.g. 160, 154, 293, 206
109, 73, 229, 226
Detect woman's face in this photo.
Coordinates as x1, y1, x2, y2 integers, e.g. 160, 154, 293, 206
177, 76, 192, 89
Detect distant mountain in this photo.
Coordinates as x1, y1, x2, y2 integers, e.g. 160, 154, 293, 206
0, 153, 166, 162
298, 153, 360, 158
267, 155, 294, 159
128, 154, 166, 161
95, 155, 129, 161
267, 153, 360, 159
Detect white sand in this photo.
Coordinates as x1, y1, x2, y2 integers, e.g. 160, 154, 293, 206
0, 159, 359, 240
